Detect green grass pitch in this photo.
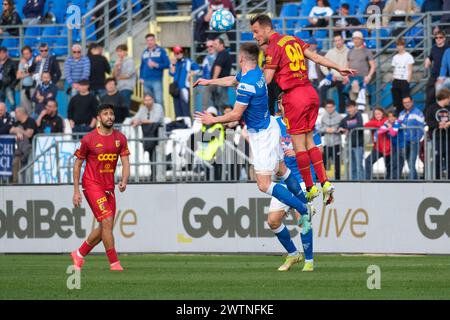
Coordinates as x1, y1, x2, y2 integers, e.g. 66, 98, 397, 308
0, 254, 449, 300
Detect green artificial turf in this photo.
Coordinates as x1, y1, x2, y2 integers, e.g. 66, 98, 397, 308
0, 254, 449, 300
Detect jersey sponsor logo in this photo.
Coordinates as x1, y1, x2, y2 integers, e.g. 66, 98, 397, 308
100, 163, 114, 173
97, 153, 118, 161
95, 143, 103, 148
237, 83, 256, 94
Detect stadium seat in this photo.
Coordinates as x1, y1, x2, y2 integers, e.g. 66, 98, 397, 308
240, 32, 253, 41
405, 26, 424, 48
280, 3, 300, 31
24, 27, 41, 47
47, 0, 68, 23
53, 33, 69, 56
15, 0, 27, 19
0, 38, 19, 57
272, 18, 283, 32
295, 30, 310, 40
41, 26, 60, 48
314, 29, 328, 40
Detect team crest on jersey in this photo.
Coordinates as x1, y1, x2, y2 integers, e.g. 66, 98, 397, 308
115, 140, 120, 148
95, 143, 103, 148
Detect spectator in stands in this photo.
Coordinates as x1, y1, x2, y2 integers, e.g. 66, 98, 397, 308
9, 107, 37, 183
16, 46, 34, 116
88, 43, 111, 99
113, 44, 136, 112
36, 100, 64, 134
28, 43, 61, 85
338, 100, 364, 180
391, 37, 414, 115
209, 37, 231, 112
398, 95, 424, 179
425, 88, 450, 179
139, 33, 170, 106
100, 78, 127, 124
0, 101, 14, 134
306, 37, 324, 90
0, 46, 18, 112
0, 0, 22, 37
67, 79, 98, 133
22, 0, 45, 25
64, 44, 91, 97
364, 107, 391, 179
332, 3, 362, 39
440, 0, 450, 35
425, 30, 448, 112
307, 0, 333, 30
345, 31, 376, 106
379, 109, 405, 179
319, 34, 349, 113
194, 0, 236, 52
169, 46, 199, 118
200, 39, 217, 108
319, 99, 343, 180
421, 0, 443, 23
131, 94, 164, 127
435, 44, 450, 94
31, 71, 57, 116
382, 0, 419, 37
365, 0, 386, 13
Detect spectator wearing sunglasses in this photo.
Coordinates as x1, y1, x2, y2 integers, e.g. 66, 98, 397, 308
28, 43, 62, 85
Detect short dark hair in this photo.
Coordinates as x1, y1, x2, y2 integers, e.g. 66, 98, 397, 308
250, 14, 273, 28
0, 46, 7, 53
78, 79, 90, 86
396, 37, 405, 46
240, 42, 259, 63
145, 33, 155, 39
21, 46, 32, 54
341, 3, 349, 10
214, 37, 225, 46
402, 95, 413, 101
347, 100, 356, 107
387, 108, 397, 117
39, 43, 48, 48
435, 30, 446, 38
325, 99, 335, 106
436, 88, 450, 101
116, 44, 128, 52
97, 104, 114, 115
105, 77, 117, 86
47, 99, 58, 107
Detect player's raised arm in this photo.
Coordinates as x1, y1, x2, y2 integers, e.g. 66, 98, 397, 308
73, 158, 84, 207
118, 155, 130, 192
193, 76, 238, 88
195, 103, 247, 125
304, 47, 357, 77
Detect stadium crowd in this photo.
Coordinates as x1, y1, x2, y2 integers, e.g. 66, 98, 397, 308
0, 0, 449, 183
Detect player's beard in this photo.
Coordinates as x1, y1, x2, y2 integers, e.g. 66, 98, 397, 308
101, 120, 114, 129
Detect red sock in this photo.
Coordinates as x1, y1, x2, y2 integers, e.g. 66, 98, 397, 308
78, 241, 94, 257
296, 151, 314, 188
106, 248, 119, 265
308, 146, 328, 184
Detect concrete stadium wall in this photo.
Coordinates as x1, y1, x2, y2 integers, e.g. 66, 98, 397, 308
0, 183, 449, 254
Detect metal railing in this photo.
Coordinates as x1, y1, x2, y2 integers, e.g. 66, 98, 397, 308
430, 128, 450, 180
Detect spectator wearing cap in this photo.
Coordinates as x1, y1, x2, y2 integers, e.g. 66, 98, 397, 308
88, 43, 111, 99
0, 46, 18, 112
113, 44, 136, 112
391, 37, 414, 115
0, 0, 22, 37
344, 31, 376, 105
332, 3, 362, 39
31, 71, 57, 116
22, 0, 45, 25
169, 46, 200, 118
139, 33, 170, 106
67, 79, 98, 133
100, 78, 127, 124
28, 43, 61, 85
64, 44, 91, 97
306, 37, 325, 91
319, 34, 349, 113
209, 37, 232, 112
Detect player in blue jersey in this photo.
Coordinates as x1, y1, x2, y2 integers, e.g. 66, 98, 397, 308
195, 42, 315, 235
268, 94, 321, 271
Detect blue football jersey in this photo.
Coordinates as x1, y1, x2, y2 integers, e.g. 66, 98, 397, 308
235, 67, 270, 131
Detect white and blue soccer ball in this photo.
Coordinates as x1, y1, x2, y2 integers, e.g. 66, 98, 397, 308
209, 9, 235, 32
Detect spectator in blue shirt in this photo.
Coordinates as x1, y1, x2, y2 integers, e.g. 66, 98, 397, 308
398, 96, 425, 179
64, 44, 91, 97
379, 109, 405, 179
139, 33, 170, 106
169, 46, 199, 118
200, 39, 216, 108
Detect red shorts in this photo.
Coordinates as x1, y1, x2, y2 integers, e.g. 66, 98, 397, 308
282, 85, 320, 135
83, 189, 116, 222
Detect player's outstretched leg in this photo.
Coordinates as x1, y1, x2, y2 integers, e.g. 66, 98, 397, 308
294, 211, 315, 271
257, 175, 312, 235
101, 216, 123, 271
71, 226, 102, 270
277, 166, 309, 204
268, 211, 302, 271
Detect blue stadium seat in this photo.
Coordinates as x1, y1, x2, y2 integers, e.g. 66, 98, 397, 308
24, 27, 41, 47
15, 0, 27, 20
1, 38, 19, 57
41, 26, 61, 47
48, 0, 68, 23
53, 34, 68, 56
272, 18, 283, 32
329, 0, 340, 12
381, 82, 393, 109
117, 0, 142, 15
295, 30, 310, 40
405, 26, 424, 48
240, 32, 253, 41
280, 3, 300, 31
314, 29, 328, 40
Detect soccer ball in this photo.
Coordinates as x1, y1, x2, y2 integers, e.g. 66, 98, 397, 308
209, 9, 235, 32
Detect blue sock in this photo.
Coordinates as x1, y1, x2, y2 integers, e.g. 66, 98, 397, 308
273, 224, 297, 254
281, 169, 308, 204
268, 182, 308, 215
300, 228, 313, 261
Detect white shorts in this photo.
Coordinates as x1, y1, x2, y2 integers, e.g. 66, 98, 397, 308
268, 182, 307, 213
248, 116, 284, 174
